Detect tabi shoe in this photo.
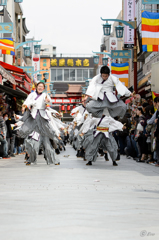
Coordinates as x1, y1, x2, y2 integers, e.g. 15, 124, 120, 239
86, 161, 92, 165
113, 161, 118, 166
104, 153, 109, 161
116, 152, 120, 161
63, 146, 66, 151
55, 162, 60, 165
55, 148, 60, 155
26, 162, 31, 165
79, 148, 85, 158
76, 150, 81, 157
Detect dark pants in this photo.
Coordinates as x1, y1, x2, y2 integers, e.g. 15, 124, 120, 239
156, 139, 159, 164
0, 138, 8, 157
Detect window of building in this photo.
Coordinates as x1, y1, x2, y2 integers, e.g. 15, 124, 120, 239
83, 69, 88, 79
77, 69, 83, 81
70, 69, 75, 81
57, 69, 63, 81
64, 69, 69, 81
51, 69, 56, 81
89, 69, 94, 79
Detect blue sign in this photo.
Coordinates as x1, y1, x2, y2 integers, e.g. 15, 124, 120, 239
142, 0, 159, 4
0, 23, 13, 33
19, 66, 34, 74
111, 50, 132, 59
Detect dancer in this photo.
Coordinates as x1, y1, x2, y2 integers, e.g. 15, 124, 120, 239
84, 66, 134, 118
17, 82, 59, 165
85, 115, 125, 166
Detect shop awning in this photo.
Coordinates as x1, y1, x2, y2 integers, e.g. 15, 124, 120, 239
0, 65, 16, 85
0, 84, 27, 98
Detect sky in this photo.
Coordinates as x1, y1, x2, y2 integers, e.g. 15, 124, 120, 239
22, 0, 122, 55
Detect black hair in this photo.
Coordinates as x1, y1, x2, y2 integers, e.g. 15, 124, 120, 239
142, 102, 149, 108
145, 105, 154, 116
137, 106, 144, 115
3, 112, 8, 118
154, 97, 159, 103
100, 66, 110, 75
36, 82, 45, 88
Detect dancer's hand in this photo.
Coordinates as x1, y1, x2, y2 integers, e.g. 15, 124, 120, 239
45, 95, 50, 103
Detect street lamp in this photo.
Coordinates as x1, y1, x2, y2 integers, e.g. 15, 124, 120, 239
93, 55, 99, 64
14, 0, 23, 2
102, 57, 108, 66
103, 21, 111, 36
115, 25, 124, 38
43, 72, 49, 80
37, 74, 42, 81
0, 0, 7, 5
23, 46, 31, 57
85, 79, 89, 87
34, 44, 41, 54
101, 17, 137, 93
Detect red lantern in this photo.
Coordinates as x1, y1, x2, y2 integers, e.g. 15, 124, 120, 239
61, 105, 65, 112
67, 105, 71, 111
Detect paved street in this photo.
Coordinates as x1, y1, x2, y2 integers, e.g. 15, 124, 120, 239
0, 144, 159, 240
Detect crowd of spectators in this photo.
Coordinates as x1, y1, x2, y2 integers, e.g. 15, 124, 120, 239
0, 108, 25, 159
115, 94, 159, 167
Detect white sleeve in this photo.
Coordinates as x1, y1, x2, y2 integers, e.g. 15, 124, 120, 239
23, 92, 34, 108
85, 75, 103, 100
111, 75, 131, 97
108, 117, 123, 132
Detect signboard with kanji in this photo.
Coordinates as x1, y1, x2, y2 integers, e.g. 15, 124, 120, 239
50, 57, 94, 68
111, 50, 132, 59
0, 23, 13, 33
142, 0, 159, 4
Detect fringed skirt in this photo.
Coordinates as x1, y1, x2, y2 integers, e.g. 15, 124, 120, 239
86, 96, 127, 118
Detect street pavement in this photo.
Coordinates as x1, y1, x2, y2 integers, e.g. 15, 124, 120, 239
0, 144, 159, 240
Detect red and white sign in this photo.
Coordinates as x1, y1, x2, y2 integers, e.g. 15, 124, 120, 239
124, 0, 135, 48
32, 53, 40, 82
51, 98, 82, 104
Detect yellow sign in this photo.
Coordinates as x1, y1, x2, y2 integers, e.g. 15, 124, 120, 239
76, 59, 82, 67
51, 59, 57, 66
59, 59, 65, 67
67, 59, 74, 67
83, 59, 89, 67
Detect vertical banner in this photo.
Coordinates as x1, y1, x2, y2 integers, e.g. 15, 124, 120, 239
32, 53, 40, 82
124, 0, 135, 49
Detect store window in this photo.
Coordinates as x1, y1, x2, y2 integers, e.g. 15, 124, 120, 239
43, 59, 47, 67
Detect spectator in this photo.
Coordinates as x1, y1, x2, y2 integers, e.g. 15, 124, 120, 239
0, 109, 10, 159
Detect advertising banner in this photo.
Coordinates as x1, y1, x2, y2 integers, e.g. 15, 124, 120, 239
124, 0, 135, 49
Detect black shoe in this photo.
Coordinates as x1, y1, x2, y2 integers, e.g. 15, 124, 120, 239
63, 146, 66, 151
116, 152, 120, 161
86, 161, 92, 165
10, 154, 15, 157
55, 162, 60, 165
55, 148, 60, 155
136, 159, 145, 163
104, 153, 109, 161
76, 150, 80, 157
113, 161, 118, 166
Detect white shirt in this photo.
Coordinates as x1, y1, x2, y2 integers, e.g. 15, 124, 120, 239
23, 91, 51, 120
92, 116, 123, 138
86, 74, 131, 102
